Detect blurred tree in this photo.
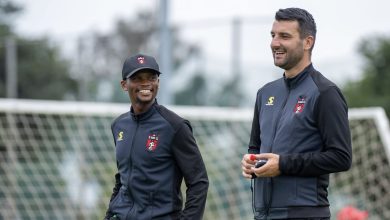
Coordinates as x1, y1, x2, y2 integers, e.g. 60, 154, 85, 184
78, 10, 249, 106
16, 38, 77, 99
1, 2, 79, 220
343, 36, 390, 116
76, 10, 205, 103
0, 0, 21, 24
174, 72, 208, 105
0, 0, 77, 99
214, 74, 244, 107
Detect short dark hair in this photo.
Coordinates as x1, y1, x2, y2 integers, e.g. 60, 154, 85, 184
275, 8, 317, 41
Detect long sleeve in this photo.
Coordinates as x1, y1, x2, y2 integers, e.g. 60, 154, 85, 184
104, 173, 122, 219
172, 120, 209, 220
104, 122, 122, 219
280, 86, 352, 176
248, 90, 261, 154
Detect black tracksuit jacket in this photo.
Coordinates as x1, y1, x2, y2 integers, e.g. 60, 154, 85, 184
106, 101, 208, 220
248, 64, 352, 219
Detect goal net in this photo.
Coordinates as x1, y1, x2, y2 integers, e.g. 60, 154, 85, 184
0, 99, 389, 219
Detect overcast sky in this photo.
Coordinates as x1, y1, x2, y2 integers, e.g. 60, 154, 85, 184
13, 0, 390, 105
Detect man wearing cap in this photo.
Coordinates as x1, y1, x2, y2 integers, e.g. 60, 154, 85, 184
104, 54, 209, 220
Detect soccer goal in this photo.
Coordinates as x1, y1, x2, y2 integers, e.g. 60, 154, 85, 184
0, 99, 389, 219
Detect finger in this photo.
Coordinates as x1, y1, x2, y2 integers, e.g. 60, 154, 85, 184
242, 164, 253, 173
243, 169, 253, 177
242, 171, 253, 179
252, 166, 267, 176
243, 156, 256, 165
257, 153, 274, 159
241, 159, 255, 168
243, 163, 254, 170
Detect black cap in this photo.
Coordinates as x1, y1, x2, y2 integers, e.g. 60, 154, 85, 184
121, 54, 161, 80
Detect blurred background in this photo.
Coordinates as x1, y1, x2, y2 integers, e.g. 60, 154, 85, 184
0, 0, 389, 112
1, 0, 390, 219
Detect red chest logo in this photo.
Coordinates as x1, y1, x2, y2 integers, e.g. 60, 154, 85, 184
294, 96, 306, 114
146, 134, 159, 151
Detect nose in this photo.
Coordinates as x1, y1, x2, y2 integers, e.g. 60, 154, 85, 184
139, 78, 148, 83
138, 76, 154, 84
139, 80, 152, 87
271, 37, 281, 48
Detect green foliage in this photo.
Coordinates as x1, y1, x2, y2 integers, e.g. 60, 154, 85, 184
0, 0, 22, 24
0, 0, 77, 100
76, 10, 206, 103
0, 0, 21, 13
175, 73, 208, 105
0, 38, 78, 100
74, 9, 247, 106
215, 75, 244, 107
343, 36, 390, 116
16, 38, 78, 99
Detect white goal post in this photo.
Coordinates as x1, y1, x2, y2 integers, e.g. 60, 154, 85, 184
0, 99, 389, 219
348, 107, 390, 161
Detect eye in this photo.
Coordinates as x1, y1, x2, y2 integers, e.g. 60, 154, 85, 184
147, 75, 159, 82
150, 76, 158, 81
281, 33, 291, 39
129, 76, 140, 82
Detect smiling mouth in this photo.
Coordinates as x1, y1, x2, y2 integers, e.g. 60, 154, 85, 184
274, 50, 285, 56
138, 89, 152, 95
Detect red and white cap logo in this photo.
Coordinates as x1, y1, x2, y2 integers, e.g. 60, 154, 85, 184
137, 56, 145, 64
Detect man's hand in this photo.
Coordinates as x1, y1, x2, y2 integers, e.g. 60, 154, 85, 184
241, 154, 256, 179
251, 153, 281, 178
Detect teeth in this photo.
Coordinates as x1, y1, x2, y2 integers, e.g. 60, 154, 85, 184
139, 90, 151, 94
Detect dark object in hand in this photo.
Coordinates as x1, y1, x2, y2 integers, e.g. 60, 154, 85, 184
251, 160, 268, 178
255, 159, 267, 168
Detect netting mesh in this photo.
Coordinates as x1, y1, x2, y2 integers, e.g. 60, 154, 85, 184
0, 100, 389, 220
329, 113, 390, 220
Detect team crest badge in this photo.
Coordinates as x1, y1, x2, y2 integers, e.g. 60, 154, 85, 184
146, 134, 159, 151
294, 96, 306, 113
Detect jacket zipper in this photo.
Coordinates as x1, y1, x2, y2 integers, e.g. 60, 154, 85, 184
126, 120, 139, 218
263, 86, 290, 218
270, 87, 290, 152
128, 121, 139, 188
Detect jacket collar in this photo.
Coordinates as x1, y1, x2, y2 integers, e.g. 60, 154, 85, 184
130, 100, 157, 121
283, 64, 314, 89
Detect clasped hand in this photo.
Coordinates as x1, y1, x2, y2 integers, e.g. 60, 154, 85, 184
241, 153, 281, 179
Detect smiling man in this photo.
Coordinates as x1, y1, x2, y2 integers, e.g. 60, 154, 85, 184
241, 8, 352, 219
104, 54, 209, 220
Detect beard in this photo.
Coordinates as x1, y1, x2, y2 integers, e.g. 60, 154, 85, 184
273, 44, 304, 70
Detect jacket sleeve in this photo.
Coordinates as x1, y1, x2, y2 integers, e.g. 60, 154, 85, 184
104, 121, 122, 219
248, 90, 261, 154
280, 86, 352, 176
172, 120, 209, 220
104, 172, 122, 219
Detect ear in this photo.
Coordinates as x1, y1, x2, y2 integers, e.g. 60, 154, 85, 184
120, 80, 128, 91
304, 36, 314, 51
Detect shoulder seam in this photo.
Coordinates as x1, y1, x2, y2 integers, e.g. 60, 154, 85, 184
112, 112, 129, 127
155, 105, 185, 132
